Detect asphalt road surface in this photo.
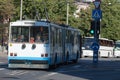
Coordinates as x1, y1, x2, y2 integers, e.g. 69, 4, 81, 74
0, 53, 120, 80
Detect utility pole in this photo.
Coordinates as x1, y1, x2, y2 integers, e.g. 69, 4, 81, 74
66, 1, 69, 25
20, 0, 23, 21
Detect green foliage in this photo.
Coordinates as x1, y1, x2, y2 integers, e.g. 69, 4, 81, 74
1, 0, 120, 40
13, 0, 76, 25
0, 0, 15, 22
101, 0, 120, 40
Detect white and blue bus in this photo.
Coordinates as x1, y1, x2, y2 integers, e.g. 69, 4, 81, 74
8, 19, 81, 69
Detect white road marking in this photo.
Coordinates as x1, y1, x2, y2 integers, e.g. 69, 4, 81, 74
47, 73, 57, 76
0, 68, 5, 70
38, 72, 58, 79
0, 62, 4, 64
16, 71, 28, 75
7, 70, 28, 76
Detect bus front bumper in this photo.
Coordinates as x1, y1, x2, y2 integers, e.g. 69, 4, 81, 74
8, 59, 50, 69
8, 63, 49, 69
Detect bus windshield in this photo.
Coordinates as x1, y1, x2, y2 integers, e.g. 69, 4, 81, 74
82, 38, 94, 50
115, 43, 120, 48
10, 26, 49, 44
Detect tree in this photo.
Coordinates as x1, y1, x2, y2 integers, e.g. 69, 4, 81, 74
101, 0, 120, 40
11, 0, 120, 40
13, 0, 76, 25
0, 0, 15, 23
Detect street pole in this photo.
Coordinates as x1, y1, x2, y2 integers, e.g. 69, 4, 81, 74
93, 20, 99, 64
20, 0, 23, 21
2, 25, 3, 53
91, 0, 102, 65
66, 1, 69, 25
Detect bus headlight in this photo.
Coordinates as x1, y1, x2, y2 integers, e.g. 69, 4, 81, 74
10, 43, 12, 47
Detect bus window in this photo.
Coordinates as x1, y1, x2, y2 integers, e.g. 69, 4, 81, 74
11, 27, 29, 42
30, 27, 49, 44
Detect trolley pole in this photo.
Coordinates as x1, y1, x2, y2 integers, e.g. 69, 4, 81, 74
91, 0, 102, 65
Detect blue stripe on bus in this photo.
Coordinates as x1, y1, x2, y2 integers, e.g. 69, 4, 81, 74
8, 57, 50, 61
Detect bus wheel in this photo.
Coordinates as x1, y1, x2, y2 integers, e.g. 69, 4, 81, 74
108, 52, 110, 58
53, 54, 57, 69
73, 52, 79, 63
98, 51, 100, 58
65, 52, 69, 64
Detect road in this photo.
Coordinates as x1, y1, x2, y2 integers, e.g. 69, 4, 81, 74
1, 53, 120, 80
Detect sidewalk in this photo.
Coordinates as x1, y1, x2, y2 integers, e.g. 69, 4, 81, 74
0, 51, 7, 58
0, 46, 8, 58
0, 51, 8, 67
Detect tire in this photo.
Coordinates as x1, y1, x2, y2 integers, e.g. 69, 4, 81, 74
98, 51, 100, 58
53, 54, 57, 69
73, 52, 79, 63
65, 52, 69, 64
108, 52, 110, 58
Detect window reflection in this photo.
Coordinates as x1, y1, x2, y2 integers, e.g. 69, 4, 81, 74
11, 26, 49, 44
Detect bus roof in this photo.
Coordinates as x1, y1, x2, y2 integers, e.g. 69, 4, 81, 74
10, 20, 80, 32
115, 40, 120, 43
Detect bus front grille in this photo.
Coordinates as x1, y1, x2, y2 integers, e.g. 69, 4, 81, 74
9, 60, 48, 64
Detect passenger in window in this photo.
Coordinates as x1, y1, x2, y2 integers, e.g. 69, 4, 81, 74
16, 35, 24, 42
43, 36, 49, 44
30, 37, 34, 43
21, 35, 25, 41
35, 36, 43, 43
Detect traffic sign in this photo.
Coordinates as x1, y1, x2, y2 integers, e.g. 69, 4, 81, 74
91, 42, 99, 51
93, 1, 101, 9
92, 9, 102, 20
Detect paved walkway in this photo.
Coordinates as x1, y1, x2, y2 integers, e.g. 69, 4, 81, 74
0, 51, 7, 58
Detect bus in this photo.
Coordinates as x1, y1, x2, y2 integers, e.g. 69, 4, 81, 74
82, 0, 95, 3
82, 37, 114, 58
8, 19, 81, 69
114, 40, 120, 57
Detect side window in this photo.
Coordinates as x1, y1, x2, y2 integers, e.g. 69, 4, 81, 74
59, 29, 62, 47
66, 30, 71, 43
51, 27, 55, 46
52, 27, 55, 46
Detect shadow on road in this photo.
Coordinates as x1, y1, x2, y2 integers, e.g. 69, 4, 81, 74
49, 58, 120, 80
1, 57, 120, 80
